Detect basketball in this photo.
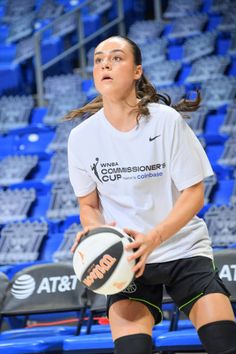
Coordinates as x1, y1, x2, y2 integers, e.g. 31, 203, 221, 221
73, 226, 135, 295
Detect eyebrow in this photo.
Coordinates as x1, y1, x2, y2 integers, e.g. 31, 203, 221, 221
94, 49, 125, 56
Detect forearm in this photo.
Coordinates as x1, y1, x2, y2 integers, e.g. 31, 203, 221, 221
153, 182, 204, 245
79, 205, 105, 228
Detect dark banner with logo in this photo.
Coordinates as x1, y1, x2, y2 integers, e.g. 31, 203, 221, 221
1, 263, 86, 315
214, 249, 236, 301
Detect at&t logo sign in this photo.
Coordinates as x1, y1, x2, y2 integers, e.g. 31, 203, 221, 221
11, 274, 78, 299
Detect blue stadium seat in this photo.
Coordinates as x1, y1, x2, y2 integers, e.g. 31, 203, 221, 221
186, 55, 230, 85
0, 219, 48, 264
44, 151, 69, 182
0, 187, 36, 224
201, 77, 236, 110
53, 222, 82, 262
167, 14, 208, 40
145, 60, 181, 87
211, 179, 235, 205
41, 36, 64, 65
154, 328, 202, 352
206, 13, 222, 31
205, 204, 236, 247
0, 154, 38, 186
127, 20, 165, 45
0, 43, 16, 63
47, 118, 83, 153
13, 128, 55, 154
182, 31, 217, 64
0, 134, 17, 157
163, 0, 202, 19
205, 144, 224, 166
0, 336, 66, 354
27, 152, 51, 182
0, 5, 5, 19
30, 107, 48, 126
217, 33, 232, 55
82, 79, 97, 100
0, 95, 34, 134
20, 181, 52, 219
46, 180, 79, 221
220, 102, 236, 135
204, 113, 228, 144
0, 24, 8, 43
0, 62, 22, 94
63, 332, 114, 353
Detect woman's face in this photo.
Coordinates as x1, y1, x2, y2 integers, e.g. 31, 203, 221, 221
93, 37, 142, 100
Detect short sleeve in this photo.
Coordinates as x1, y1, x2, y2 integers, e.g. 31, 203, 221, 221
67, 130, 96, 197
170, 115, 214, 191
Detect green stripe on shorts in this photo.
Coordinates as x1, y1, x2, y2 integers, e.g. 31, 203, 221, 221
179, 292, 204, 311
128, 296, 163, 324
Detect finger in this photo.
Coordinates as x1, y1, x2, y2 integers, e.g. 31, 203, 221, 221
71, 242, 78, 253
126, 240, 140, 250
131, 253, 147, 274
135, 265, 145, 278
132, 258, 143, 273
132, 261, 144, 277
83, 226, 90, 235
123, 228, 137, 237
71, 228, 89, 253
127, 246, 143, 260
71, 235, 82, 253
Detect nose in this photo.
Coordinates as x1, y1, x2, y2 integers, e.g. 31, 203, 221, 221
102, 58, 111, 70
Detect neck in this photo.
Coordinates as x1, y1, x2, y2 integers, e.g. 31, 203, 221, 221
102, 94, 139, 132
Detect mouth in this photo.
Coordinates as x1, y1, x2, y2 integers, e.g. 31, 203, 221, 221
102, 75, 113, 81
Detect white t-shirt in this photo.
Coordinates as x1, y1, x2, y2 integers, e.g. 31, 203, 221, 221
68, 103, 214, 263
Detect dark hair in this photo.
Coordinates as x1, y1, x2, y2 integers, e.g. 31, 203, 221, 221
64, 36, 200, 120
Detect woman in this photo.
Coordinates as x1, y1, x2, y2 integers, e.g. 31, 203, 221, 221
66, 36, 236, 354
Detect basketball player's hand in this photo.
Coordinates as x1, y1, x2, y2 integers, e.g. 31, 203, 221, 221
71, 221, 116, 253
124, 228, 157, 278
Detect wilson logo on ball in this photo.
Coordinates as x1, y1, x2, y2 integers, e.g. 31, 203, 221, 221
82, 254, 117, 287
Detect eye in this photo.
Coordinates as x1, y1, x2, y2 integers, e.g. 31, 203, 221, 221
94, 57, 102, 64
113, 56, 122, 62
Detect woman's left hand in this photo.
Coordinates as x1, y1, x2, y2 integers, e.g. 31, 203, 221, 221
124, 228, 160, 278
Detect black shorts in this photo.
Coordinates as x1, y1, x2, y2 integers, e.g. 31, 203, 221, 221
107, 256, 230, 324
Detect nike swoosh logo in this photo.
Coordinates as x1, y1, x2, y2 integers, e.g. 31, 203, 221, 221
149, 135, 161, 142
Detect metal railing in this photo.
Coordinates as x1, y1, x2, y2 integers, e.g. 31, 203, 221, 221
34, 0, 125, 106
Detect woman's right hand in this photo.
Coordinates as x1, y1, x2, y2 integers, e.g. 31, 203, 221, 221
71, 221, 116, 253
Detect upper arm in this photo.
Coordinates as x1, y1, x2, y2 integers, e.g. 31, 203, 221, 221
183, 181, 204, 193
181, 181, 205, 206
77, 189, 100, 210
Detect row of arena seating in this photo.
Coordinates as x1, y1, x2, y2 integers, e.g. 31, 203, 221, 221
0, 249, 235, 353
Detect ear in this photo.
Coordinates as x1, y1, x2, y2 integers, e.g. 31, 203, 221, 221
134, 65, 142, 80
